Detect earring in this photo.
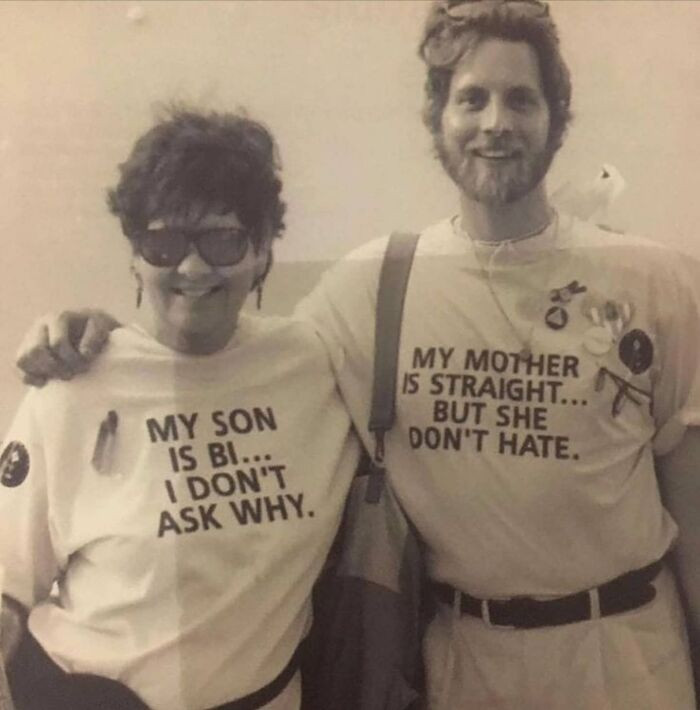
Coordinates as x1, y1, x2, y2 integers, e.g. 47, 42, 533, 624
131, 264, 144, 309
254, 249, 272, 311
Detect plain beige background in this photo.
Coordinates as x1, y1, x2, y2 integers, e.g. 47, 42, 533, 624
1, 0, 699, 433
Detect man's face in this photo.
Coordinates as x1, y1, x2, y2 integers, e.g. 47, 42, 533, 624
437, 38, 553, 205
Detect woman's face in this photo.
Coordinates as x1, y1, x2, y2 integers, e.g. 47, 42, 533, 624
132, 208, 268, 354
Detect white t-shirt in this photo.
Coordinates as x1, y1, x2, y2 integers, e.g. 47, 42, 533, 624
298, 214, 700, 599
0, 315, 358, 710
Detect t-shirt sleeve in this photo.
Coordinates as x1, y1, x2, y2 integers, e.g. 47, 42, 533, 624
652, 249, 700, 455
0, 390, 60, 608
294, 240, 386, 381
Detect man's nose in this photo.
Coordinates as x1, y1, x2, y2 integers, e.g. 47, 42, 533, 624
177, 243, 212, 276
481, 98, 512, 134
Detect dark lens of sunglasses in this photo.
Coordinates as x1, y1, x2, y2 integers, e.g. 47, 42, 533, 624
196, 229, 249, 266
138, 231, 188, 267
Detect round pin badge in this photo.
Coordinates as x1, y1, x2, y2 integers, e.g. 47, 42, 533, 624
545, 306, 568, 330
619, 329, 654, 375
583, 325, 614, 355
0, 441, 30, 488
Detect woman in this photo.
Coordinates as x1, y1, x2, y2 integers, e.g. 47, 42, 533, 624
0, 108, 358, 710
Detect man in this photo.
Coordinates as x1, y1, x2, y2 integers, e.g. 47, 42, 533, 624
12, 1, 700, 708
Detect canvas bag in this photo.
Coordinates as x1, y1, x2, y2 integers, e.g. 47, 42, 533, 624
303, 232, 428, 710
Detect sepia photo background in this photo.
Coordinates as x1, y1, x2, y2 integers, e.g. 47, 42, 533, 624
1, 0, 699, 433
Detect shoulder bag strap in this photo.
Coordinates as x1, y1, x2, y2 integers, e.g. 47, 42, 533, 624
365, 232, 419, 501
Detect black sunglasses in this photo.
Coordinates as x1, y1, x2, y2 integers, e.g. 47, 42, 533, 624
134, 227, 251, 268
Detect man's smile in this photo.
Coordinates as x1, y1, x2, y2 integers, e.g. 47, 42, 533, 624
472, 148, 519, 161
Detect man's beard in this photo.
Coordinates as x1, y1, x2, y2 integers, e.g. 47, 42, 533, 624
436, 136, 556, 206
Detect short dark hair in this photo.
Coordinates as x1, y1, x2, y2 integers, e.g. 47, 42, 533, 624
420, 1, 572, 153
107, 106, 286, 252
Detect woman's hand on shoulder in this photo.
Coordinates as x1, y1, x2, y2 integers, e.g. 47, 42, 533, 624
15, 309, 121, 387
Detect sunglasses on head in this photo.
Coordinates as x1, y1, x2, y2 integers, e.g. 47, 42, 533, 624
421, 0, 549, 66
444, 0, 548, 20
133, 227, 251, 268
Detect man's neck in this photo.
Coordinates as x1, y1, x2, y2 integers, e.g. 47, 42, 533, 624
458, 184, 552, 243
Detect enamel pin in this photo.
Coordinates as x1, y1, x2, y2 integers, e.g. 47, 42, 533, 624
92, 410, 119, 474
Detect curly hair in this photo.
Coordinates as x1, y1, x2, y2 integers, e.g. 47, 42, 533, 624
107, 106, 286, 253
420, 0, 572, 154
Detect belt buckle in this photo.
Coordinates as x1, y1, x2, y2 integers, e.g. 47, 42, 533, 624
481, 598, 516, 630
483, 595, 544, 629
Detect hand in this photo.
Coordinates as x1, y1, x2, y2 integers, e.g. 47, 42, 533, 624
15, 309, 120, 387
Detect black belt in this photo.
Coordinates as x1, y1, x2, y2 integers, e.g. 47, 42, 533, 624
432, 559, 663, 630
